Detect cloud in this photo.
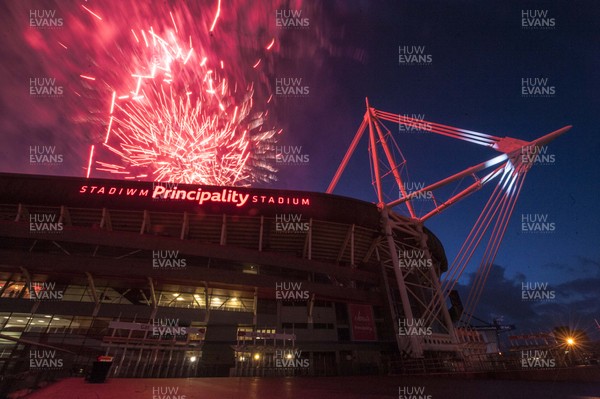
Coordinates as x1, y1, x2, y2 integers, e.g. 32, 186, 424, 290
541, 256, 600, 277
454, 262, 600, 339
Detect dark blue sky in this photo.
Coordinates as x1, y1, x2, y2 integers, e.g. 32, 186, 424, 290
1, 0, 598, 338
272, 0, 600, 337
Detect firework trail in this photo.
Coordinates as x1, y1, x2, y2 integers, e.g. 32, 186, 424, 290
1, 0, 364, 184
95, 24, 275, 185
79, 2, 279, 184
5, 0, 292, 185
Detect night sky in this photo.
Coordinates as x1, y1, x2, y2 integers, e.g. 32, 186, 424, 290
1, 1, 598, 339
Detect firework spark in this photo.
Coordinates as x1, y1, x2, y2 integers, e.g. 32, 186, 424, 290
100, 29, 268, 184
2, 1, 344, 181
78, 1, 278, 185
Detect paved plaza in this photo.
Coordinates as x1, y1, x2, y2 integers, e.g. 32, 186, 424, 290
22, 376, 600, 399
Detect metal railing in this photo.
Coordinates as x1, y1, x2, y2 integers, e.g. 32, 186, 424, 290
389, 356, 523, 375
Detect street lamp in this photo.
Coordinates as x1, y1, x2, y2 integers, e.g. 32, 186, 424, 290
564, 337, 576, 362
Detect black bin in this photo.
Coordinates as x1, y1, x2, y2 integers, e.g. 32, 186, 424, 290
87, 361, 112, 383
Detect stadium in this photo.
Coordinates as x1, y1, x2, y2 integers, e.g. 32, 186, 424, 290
0, 171, 459, 382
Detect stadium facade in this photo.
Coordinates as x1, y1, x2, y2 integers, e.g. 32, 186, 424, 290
0, 173, 460, 380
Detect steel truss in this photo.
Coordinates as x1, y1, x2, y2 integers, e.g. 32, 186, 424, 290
328, 99, 570, 358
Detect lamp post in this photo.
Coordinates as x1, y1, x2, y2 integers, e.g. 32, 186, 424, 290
563, 337, 576, 367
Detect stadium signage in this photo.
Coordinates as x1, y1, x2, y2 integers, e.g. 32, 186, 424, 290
348, 304, 377, 341
78, 184, 311, 207
152, 186, 250, 207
